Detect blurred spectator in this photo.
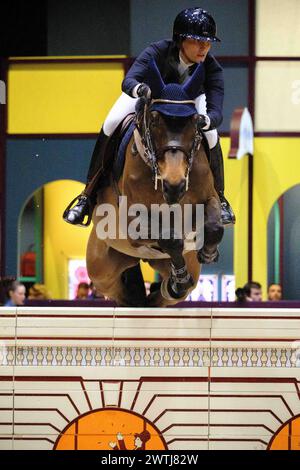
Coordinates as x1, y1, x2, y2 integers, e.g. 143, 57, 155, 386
0, 276, 16, 306
144, 281, 151, 296
4, 281, 26, 306
268, 283, 282, 301
75, 282, 90, 300
235, 287, 247, 302
236, 281, 262, 302
88, 282, 105, 299
28, 283, 51, 300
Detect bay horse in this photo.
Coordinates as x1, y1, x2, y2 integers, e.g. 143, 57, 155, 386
86, 60, 224, 307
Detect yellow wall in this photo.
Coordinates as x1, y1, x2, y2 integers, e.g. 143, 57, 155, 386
140, 261, 155, 283
222, 138, 249, 289
253, 137, 300, 298
222, 137, 300, 298
44, 180, 91, 298
8, 61, 124, 133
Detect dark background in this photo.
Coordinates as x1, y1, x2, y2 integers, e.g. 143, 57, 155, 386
0, 0, 248, 57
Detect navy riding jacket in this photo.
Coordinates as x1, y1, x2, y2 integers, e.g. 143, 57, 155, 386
122, 39, 224, 130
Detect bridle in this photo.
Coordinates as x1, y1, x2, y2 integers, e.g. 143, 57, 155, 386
135, 99, 202, 191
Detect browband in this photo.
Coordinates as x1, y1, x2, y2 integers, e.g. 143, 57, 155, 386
151, 99, 196, 105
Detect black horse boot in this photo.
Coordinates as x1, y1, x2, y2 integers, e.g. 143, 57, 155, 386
63, 129, 110, 226
210, 140, 236, 226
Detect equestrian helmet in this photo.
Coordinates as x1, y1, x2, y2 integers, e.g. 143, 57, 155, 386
173, 7, 221, 43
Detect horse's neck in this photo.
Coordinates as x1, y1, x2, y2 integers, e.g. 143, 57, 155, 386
118, 131, 152, 197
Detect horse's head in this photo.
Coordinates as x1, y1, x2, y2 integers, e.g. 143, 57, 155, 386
136, 59, 205, 205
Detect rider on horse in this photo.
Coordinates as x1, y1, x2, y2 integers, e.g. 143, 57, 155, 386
63, 7, 235, 227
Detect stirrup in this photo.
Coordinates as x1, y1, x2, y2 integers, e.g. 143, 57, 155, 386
62, 194, 93, 227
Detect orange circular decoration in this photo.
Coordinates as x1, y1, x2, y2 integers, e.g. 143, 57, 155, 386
54, 407, 168, 450
268, 415, 300, 450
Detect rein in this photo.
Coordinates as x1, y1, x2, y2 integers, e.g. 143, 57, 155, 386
135, 99, 202, 191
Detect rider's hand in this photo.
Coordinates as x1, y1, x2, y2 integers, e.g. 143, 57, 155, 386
137, 83, 151, 100
197, 114, 210, 130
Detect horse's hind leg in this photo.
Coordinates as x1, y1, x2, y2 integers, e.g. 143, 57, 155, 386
121, 264, 146, 306
86, 231, 145, 306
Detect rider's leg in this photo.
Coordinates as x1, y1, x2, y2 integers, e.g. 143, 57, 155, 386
63, 93, 137, 226
195, 94, 235, 225
206, 131, 236, 226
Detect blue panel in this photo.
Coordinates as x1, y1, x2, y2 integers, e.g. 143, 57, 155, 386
130, 0, 248, 56
202, 225, 234, 275
282, 186, 300, 300
220, 64, 249, 132
19, 199, 35, 256
268, 185, 300, 300
5, 138, 95, 276
267, 204, 276, 287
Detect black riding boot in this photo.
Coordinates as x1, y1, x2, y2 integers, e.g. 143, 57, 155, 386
63, 129, 110, 226
210, 140, 236, 226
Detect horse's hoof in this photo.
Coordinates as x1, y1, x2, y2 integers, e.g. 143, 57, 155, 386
197, 248, 219, 264
165, 274, 194, 300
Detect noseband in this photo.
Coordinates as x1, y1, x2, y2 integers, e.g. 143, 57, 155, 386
135, 99, 202, 191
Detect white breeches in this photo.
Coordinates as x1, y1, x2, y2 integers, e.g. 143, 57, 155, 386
103, 92, 218, 149
103, 93, 137, 136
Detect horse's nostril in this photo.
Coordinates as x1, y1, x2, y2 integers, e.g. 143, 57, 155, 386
178, 179, 186, 192
163, 179, 186, 195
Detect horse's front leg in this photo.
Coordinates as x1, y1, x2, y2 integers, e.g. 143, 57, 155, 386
197, 196, 224, 264
158, 231, 194, 300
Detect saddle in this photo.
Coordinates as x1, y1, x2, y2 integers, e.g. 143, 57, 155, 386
113, 115, 136, 182
100, 113, 135, 188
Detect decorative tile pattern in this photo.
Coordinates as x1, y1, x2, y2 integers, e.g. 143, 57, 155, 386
0, 346, 295, 368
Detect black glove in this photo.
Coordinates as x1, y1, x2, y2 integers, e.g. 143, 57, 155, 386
137, 83, 151, 100
197, 114, 209, 130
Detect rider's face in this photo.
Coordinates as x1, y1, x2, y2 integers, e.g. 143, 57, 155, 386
180, 38, 211, 64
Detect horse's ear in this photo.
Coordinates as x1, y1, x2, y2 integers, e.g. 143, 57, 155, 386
144, 59, 165, 97
183, 63, 205, 99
